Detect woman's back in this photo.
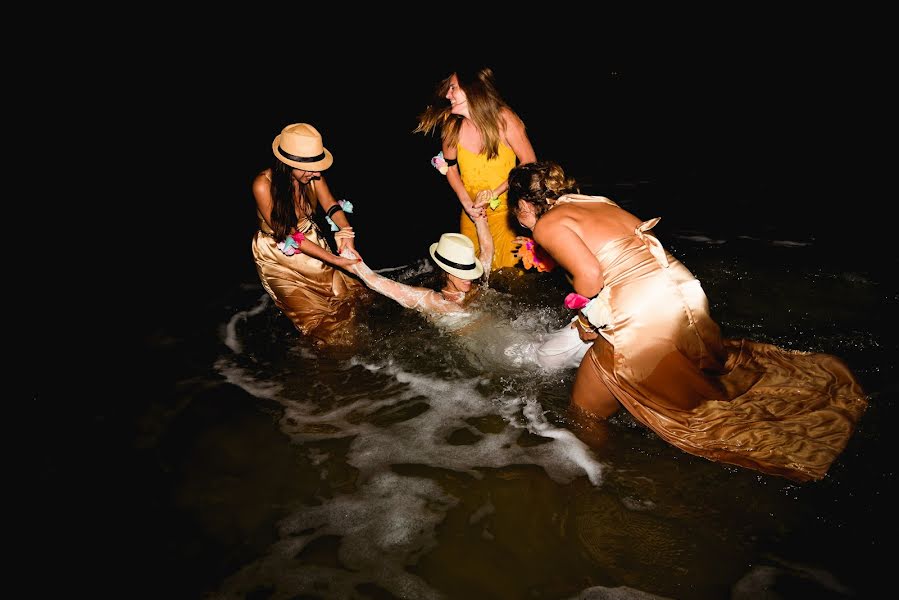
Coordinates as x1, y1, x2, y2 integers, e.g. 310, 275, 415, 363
535, 195, 645, 261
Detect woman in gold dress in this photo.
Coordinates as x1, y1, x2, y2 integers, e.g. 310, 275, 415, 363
251, 123, 369, 347
507, 161, 868, 482
415, 67, 537, 271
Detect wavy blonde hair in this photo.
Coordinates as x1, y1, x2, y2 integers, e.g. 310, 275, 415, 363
413, 67, 514, 160
507, 161, 580, 219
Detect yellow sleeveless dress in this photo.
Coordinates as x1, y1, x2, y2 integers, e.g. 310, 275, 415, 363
456, 142, 519, 270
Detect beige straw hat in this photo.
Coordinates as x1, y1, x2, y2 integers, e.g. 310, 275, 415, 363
272, 123, 333, 171
429, 233, 484, 280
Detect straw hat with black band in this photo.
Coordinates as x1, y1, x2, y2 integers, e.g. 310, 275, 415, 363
272, 123, 334, 171
429, 233, 484, 280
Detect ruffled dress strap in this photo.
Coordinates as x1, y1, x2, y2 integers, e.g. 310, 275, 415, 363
635, 217, 668, 268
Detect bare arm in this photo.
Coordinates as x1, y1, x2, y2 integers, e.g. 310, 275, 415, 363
252, 172, 276, 228
314, 176, 361, 258
349, 257, 466, 314
473, 214, 493, 273
296, 237, 361, 270
496, 109, 537, 198
533, 216, 604, 298
473, 110, 537, 207
252, 172, 359, 270
443, 139, 485, 221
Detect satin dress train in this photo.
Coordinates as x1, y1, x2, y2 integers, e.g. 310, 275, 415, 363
561, 194, 867, 482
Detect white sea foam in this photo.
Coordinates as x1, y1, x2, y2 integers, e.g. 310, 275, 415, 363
213, 345, 606, 598
222, 293, 269, 354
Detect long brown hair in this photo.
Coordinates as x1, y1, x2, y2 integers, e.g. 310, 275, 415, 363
268, 160, 315, 241
413, 67, 515, 160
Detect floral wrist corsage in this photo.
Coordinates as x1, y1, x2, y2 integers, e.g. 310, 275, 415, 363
430, 151, 449, 175
513, 238, 557, 272
325, 199, 354, 231
565, 291, 611, 332
277, 231, 306, 256
564, 293, 591, 310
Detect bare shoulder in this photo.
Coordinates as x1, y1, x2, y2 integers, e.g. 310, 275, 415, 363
532, 209, 565, 236
252, 169, 271, 189
252, 170, 274, 208
500, 107, 526, 130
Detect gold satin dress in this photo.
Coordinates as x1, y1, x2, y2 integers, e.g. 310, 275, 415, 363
456, 142, 519, 270
565, 195, 868, 482
252, 211, 367, 347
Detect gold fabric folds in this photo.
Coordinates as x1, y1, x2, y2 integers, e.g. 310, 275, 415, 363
569, 195, 867, 482
252, 213, 367, 347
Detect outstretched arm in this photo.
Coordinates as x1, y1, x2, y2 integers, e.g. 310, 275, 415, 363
348, 256, 466, 314
473, 214, 493, 276
294, 236, 360, 270
443, 139, 485, 222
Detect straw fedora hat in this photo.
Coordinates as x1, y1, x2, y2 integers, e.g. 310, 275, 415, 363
429, 233, 484, 280
272, 123, 333, 171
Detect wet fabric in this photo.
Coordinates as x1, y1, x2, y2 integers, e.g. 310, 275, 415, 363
456, 143, 519, 270
252, 212, 367, 347
562, 194, 868, 482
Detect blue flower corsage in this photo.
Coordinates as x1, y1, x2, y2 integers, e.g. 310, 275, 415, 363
325, 199, 354, 231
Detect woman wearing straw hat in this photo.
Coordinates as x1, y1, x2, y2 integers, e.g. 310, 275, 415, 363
345, 216, 592, 369
251, 122, 370, 346
346, 214, 494, 315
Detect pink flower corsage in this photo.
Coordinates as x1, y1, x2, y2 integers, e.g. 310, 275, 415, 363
513, 238, 557, 272
430, 151, 449, 175
277, 231, 306, 256
564, 293, 591, 310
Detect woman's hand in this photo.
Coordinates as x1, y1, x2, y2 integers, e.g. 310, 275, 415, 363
337, 237, 359, 258
334, 228, 358, 258
334, 255, 360, 268
474, 189, 496, 209
573, 317, 600, 342
464, 200, 485, 221
338, 241, 362, 262
336, 247, 361, 268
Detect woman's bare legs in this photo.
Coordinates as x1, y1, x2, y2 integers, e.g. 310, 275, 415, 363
570, 353, 619, 417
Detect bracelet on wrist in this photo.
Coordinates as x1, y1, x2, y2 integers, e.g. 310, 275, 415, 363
577, 315, 596, 332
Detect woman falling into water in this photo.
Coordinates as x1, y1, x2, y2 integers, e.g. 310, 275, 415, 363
345, 211, 592, 370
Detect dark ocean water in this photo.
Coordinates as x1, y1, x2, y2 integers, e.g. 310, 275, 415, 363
36, 53, 893, 598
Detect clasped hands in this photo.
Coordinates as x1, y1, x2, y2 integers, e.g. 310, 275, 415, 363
334, 228, 362, 263
465, 189, 497, 220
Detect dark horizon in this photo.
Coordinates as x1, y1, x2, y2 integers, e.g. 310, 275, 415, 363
130, 51, 878, 341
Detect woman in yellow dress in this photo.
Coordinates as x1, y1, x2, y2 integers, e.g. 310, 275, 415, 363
415, 67, 537, 271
